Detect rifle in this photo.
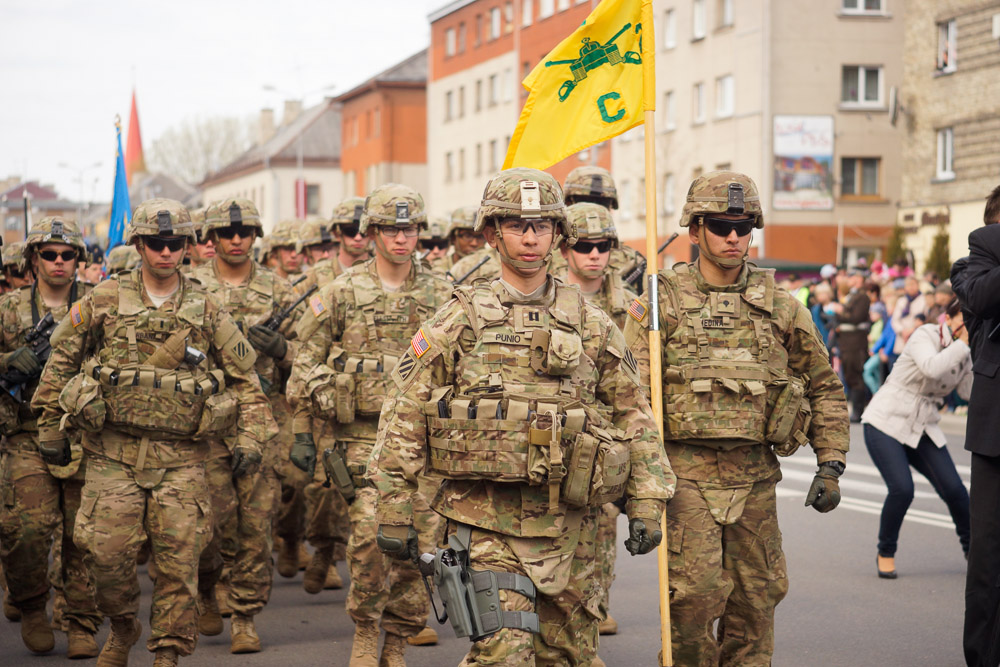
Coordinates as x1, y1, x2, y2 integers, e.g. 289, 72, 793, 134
291, 273, 309, 287
262, 284, 319, 332
0, 312, 57, 403
451, 254, 490, 285
621, 233, 679, 294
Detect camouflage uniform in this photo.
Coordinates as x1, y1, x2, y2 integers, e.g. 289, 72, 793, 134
294, 218, 347, 297
182, 207, 208, 275
430, 205, 477, 276
448, 246, 502, 285
32, 199, 274, 658
106, 245, 141, 275
288, 184, 452, 655
368, 169, 675, 665
0, 217, 99, 653
623, 172, 849, 666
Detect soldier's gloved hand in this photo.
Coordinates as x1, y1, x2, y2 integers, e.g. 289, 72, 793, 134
805, 462, 845, 513
290, 432, 316, 474
376, 524, 419, 562
38, 438, 71, 467
247, 325, 287, 359
624, 518, 662, 556
231, 445, 262, 478
7, 346, 41, 376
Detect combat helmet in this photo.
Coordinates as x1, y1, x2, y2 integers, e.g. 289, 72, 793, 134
421, 216, 449, 243
2, 242, 27, 274
189, 207, 207, 243
297, 219, 336, 254
267, 219, 301, 250
25, 216, 86, 258
679, 170, 763, 229
476, 168, 570, 270
565, 203, 619, 248
330, 197, 366, 229
204, 198, 263, 235
126, 198, 196, 244
563, 166, 618, 209
448, 205, 478, 240
359, 184, 427, 234
106, 245, 141, 274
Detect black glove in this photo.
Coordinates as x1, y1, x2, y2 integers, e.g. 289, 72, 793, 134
624, 517, 662, 556
7, 346, 41, 377
290, 432, 316, 474
376, 524, 419, 561
38, 438, 71, 467
247, 325, 287, 359
231, 445, 262, 478
805, 462, 844, 513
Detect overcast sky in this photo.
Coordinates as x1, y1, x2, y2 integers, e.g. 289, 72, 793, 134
0, 0, 441, 202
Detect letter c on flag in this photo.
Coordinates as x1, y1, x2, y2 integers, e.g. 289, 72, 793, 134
597, 92, 625, 123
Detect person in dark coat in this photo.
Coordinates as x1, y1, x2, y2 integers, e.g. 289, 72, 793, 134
834, 269, 871, 421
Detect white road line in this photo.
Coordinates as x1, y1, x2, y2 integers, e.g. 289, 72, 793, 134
780, 467, 954, 500
777, 487, 957, 529
781, 456, 971, 490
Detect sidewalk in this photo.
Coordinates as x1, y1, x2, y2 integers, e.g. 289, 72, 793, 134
938, 409, 968, 434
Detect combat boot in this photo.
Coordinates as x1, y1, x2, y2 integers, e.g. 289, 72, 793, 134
277, 538, 299, 578
324, 562, 344, 589
230, 613, 261, 654
20, 608, 54, 654
67, 620, 100, 659
216, 579, 232, 618
406, 626, 438, 646
303, 546, 334, 594
379, 632, 407, 667
97, 616, 141, 667
197, 587, 223, 636
3, 597, 20, 622
599, 614, 618, 635
349, 621, 379, 667
298, 542, 311, 570
152, 647, 178, 667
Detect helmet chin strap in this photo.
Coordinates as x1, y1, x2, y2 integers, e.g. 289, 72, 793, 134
697, 225, 749, 270
373, 231, 412, 265
342, 241, 369, 257
493, 221, 561, 271
567, 248, 605, 279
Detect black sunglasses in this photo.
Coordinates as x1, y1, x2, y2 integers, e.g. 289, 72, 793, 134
573, 240, 612, 254
39, 250, 78, 262
214, 225, 255, 240
703, 216, 754, 238
423, 240, 448, 251
338, 224, 361, 238
144, 237, 187, 253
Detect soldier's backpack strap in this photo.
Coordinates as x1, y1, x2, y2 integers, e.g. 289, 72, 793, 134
350, 270, 384, 349
117, 271, 143, 364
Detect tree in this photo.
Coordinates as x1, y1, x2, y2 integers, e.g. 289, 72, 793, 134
884, 222, 907, 266
925, 226, 951, 282
147, 115, 253, 185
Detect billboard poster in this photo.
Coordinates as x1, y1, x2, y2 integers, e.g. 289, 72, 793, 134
773, 115, 834, 210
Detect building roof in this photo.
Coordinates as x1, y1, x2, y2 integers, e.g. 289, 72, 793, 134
201, 98, 342, 186
0, 181, 60, 201
130, 172, 200, 209
428, 0, 478, 23
335, 49, 428, 103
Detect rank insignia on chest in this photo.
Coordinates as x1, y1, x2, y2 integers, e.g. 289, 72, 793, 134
70, 304, 83, 328
627, 299, 647, 323
411, 328, 431, 358
309, 295, 325, 317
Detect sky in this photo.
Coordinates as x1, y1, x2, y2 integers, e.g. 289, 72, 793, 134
0, 0, 443, 202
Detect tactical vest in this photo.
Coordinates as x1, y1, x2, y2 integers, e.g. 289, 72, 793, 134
589, 272, 629, 330
660, 264, 809, 451
425, 279, 630, 508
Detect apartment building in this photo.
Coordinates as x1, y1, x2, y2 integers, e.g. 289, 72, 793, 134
427, 0, 610, 217
337, 50, 428, 199
897, 0, 1000, 269
613, 0, 905, 267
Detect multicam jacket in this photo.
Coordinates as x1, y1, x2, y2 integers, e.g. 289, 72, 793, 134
447, 247, 502, 284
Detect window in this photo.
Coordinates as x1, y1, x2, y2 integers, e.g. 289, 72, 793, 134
489, 74, 499, 106
502, 68, 513, 102
693, 82, 705, 123
841, 65, 882, 106
692, 0, 706, 39
445, 28, 456, 56
366, 165, 377, 191
475, 143, 482, 176
475, 14, 482, 46
365, 110, 372, 138
842, 0, 882, 14
458, 23, 467, 53
490, 7, 501, 40
719, 0, 733, 27
445, 152, 454, 183
306, 184, 320, 215
841, 157, 880, 197
459, 148, 466, 180
937, 20, 957, 72
558, 0, 570, 10
475, 80, 482, 112
522, 0, 532, 26
662, 173, 676, 214
489, 139, 499, 171
539, 0, 554, 19
663, 90, 676, 129
373, 107, 380, 137
505, 2, 513, 24
663, 9, 676, 49
715, 75, 733, 118
458, 86, 465, 118
936, 128, 955, 180
445, 90, 453, 121
620, 179, 632, 219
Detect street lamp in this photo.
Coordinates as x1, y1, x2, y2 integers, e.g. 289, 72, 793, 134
58, 161, 102, 236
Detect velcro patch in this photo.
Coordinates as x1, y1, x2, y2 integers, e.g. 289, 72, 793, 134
411, 328, 430, 358
627, 299, 647, 323
310, 295, 325, 317
233, 339, 252, 361
70, 303, 84, 328
393, 350, 417, 385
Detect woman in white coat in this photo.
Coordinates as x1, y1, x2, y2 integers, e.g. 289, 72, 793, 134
862, 297, 972, 579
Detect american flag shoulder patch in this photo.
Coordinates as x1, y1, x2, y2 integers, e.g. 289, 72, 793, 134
309, 295, 325, 317
70, 303, 84, 328
627, 299, 647, 323
411, 328, 431, 358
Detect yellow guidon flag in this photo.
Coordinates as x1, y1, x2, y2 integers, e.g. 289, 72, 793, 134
503, 0, 655, 171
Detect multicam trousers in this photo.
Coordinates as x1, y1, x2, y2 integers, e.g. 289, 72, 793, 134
303, 420, 350, 559
458, 510, 602, 666
229, 459, 279, 616
74, 454, 212, 655
0, 436, 99, 631
197, 453, 238, 594
595, 502, 619, 621
666, 474, 789, 667
272, 395, 310, 544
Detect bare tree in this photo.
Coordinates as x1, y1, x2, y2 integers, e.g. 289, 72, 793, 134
147, 115, 253, 185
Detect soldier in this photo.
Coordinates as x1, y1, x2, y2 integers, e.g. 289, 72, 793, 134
32, 198, 274, 667
288, 183, 452, 666
554, 202, 637, 638
0, 217, 100, 657
624, 171, 850, 666
261, 220, 304, 281
3, 242, 34, 289
420, 217, 450, 268
185, 207, 214, 271
426, 206, 477, 276
79, 243, 105, 284
105, 245, 141, 276
367, 168, 675, 665
329, 197, 372, 273
293, 219, 343, 295
193, 198, 298, 653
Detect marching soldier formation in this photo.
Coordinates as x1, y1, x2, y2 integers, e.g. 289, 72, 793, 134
0, 166, 849, 666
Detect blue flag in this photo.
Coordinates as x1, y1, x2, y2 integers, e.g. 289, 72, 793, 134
107, 120, 131, 251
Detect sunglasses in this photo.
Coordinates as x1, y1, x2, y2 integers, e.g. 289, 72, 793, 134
423, 240, 449, 251
338, 225, 362, 238
499, 220, 554, 236
306, 242, 336, 253
573, 240, 612, 254
703, 216, 754, 238
455, 230, 481, 240
214, 226, 255, 240
377, 226, 419, 238
144, 237, 187, 253
39, 250, 78, 262
6, 269, 25, 279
